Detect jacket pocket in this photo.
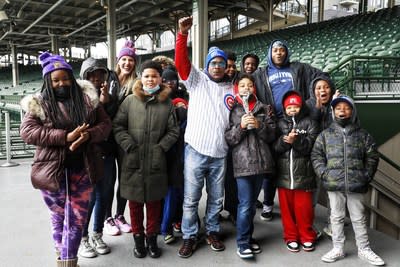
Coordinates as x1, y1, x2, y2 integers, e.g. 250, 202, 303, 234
151, 144, 165, 170
31, 160, 60, 192
124, 150, 140, 169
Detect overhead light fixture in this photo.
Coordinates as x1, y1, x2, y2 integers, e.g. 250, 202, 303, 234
0, 11, 9, 22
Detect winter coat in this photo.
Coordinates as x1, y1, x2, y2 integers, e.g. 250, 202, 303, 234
20, 80, 112, 192
273, 92, 320, 190
311, 104, 379, 194
225, 99, 276, 178
113, 80, 179, 202
305, 76, 336, 131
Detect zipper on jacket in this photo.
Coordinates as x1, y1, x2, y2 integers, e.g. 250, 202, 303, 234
289, 148, 294, 189
289, 116, 296, 189
342, 128, 349, 194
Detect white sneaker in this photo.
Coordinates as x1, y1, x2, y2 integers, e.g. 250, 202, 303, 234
321, 248, 345, 263
79, 236, 97, 258
358, 247, 385, 266
92, 232, 111, 255
104, 217, 121, 236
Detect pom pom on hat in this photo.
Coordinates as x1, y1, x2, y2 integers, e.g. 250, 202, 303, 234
39, 52, 73, 77
283, 91, 302, 109
205, 46, 227, 70
117, 40, 136, 62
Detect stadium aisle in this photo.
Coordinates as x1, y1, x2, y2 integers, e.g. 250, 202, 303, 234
0, 159, 399, 267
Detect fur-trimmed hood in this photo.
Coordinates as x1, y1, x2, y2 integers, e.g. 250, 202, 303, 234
132, 79, 170, 103
20, 79, 100, 120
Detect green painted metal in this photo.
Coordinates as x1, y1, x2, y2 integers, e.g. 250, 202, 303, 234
356, 103, 400, 146
329, 55, 400, 98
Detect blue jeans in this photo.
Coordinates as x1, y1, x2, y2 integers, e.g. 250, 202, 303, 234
236, 175, 264, 246
262, 175, 276, 208
161, 186, 183, 235
181, 144, 226, 239
83, 155, 115, 236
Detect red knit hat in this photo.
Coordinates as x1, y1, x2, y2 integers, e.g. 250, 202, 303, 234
172, 97, 188, 108
283, 92, 302, 109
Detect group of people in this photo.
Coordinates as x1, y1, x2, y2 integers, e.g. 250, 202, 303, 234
20, 15, 385, 267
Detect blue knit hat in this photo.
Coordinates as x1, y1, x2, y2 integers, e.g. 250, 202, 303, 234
39, 52, 73, 77
205, 46, 227, 70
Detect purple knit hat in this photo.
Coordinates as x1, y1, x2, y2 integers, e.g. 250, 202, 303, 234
39, 52, 73, 77
117, 40, 136, 62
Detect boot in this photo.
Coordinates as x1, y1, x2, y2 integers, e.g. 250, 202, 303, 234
133, 233, 147, 258
146, 234, 161, 258
56, 258, 79, 267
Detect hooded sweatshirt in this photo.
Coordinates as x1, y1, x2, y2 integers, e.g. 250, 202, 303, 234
305, 76, 336, 131
253, 40, 330, 120
266, 40, 294, 117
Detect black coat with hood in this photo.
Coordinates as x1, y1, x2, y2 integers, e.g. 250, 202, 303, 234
253, 39, 330, 112
305, 76, 336, 131
273, 91, 320, 190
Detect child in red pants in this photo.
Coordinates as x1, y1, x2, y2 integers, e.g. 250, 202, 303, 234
273, 91, 320, 252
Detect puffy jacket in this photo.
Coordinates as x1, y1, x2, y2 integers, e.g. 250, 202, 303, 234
225, 100, 276, 177
273, 92, 320, 190
311, 120, 379, 194
20, 80, 112, 192
113, 80, 179, 202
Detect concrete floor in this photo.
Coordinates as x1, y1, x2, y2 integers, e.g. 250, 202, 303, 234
1, 159, 399, 267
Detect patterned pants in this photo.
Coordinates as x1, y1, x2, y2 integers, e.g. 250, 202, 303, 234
41, 167, 92, 259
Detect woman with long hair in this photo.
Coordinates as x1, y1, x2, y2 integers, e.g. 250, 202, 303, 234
20, 52, 111, 267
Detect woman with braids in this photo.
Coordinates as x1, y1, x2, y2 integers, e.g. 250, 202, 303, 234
20, 52, 111, 267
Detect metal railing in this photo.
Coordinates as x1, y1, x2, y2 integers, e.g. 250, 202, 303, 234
329, 56, 400, 99
366, 152, 400, 238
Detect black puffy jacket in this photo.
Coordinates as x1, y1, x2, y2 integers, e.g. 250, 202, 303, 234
273, 103, 320, 190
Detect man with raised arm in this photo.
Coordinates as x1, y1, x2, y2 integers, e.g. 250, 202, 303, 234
175, 16, 234, 258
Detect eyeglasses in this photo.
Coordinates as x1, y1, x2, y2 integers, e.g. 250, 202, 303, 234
209, 61, 226, 68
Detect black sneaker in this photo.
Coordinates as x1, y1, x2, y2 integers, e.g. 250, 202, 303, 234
260, 211, 273, 221
237, 245, 254, 259
302, 242, 315, 252
250, 238, 261, 254
255, 200, 263, 209
178, 238, 197, 258
286, 241, 300, 253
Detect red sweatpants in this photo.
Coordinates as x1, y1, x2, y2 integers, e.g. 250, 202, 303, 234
278, 188, 316, 244
128, 200, 162, 235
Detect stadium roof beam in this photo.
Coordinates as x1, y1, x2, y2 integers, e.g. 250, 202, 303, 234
22, 0, 68, 34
